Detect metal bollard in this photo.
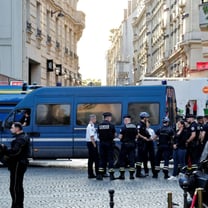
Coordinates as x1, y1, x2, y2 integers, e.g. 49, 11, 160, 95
108, 189, 115, 208
182, 181, 188, 208
167, 192, 172, 208
197, 188, 204, 208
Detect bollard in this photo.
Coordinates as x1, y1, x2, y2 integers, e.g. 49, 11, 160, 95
108, 189, 115, 208
167, 192, 172, 208
182, 181, 188, 208
197, 188, 204, 208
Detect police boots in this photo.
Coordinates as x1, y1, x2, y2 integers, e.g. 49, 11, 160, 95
109, 172, 115, 180
118, 171, 125, 180
129, 171, 135, 180
136, 166, 145, 178
96, 173, 103, 180
163, 169, 169, 179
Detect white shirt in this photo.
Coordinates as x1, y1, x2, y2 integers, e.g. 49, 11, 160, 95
86, 122, 98, 142
147, 127, 155, 139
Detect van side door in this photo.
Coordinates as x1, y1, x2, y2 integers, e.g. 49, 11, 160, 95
31, 97, 73, 159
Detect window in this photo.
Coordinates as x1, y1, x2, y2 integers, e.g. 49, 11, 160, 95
128, 103, 159, 125
76, 103, 122, 126
36, 104, 70, 125
4, 109, 31, 129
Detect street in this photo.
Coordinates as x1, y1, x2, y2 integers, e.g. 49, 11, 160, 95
0, 160, 184, 208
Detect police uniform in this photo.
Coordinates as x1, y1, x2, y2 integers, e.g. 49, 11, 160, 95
118, 115, 137, 180
154, 117, 174, 179
97, 112, 116, 180
196, 116, 204, 163
86, 116, 99, 178
136, 112, 150, 177
202, 118, 208, 150
186, 114, 200, 168
2, 126, 30, 208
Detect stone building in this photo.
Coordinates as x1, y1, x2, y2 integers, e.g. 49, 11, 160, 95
107, 0, 208, 85
0, 0, 85, 86
106, 0, 137, 86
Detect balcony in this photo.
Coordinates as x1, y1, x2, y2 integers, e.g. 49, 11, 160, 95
199, 2, 208, 31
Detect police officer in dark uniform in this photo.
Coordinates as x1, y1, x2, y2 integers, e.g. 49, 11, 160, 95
154, 117, 175, 179
186, 114, 200, 168
118, 115, 138, 180
0, 122, 30, 208
196, 115, 204, 162
200, 115, 208, 152
96, 112, 116, 180
136, 112, 150, 178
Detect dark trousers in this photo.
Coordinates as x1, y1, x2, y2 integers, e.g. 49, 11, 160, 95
119, 143, 135, 169
136, 140, 145, 166
87, 142, 99, 176
186, 144, 199, 167
9, 162, 27, 208
99, 141, 114, 171
155, 146, 171, 168
143, 141, 155, 174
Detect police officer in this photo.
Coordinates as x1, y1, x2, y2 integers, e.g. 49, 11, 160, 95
86, 114, 99, 179
186, 114, 200, 168
196, 116, 204, 162
118, 115, 137, 180
96, 112, 116, 180
200, 115, 208, 152
0, 122, 30, 208
136, 112, 150, 178
154, 117, 175, 179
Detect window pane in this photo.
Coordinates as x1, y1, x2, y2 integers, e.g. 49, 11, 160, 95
128, 103, 159, 125
36, 104, 70, 125
76, 103, 122, 125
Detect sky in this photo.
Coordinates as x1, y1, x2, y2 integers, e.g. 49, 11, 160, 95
77, 0, 129, 84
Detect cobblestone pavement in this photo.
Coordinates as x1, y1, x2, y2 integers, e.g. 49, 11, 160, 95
0, 160, 185, 208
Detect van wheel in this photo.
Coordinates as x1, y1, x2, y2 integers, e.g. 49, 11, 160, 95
113, 148, 120, 168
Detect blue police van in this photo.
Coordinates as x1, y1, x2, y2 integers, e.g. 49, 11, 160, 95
0, 85, 177, 161
0, 84, 42, 120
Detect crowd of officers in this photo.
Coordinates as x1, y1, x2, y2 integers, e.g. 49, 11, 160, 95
86, 111, 208, 181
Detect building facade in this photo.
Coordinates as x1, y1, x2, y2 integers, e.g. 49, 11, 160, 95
0, 0, 85, 86
107, 0, 208, 85
106, 0, 138, 86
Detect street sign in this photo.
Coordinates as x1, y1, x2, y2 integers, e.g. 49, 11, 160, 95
10, 81, 23, 86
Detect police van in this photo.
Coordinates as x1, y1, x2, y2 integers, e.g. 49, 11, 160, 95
0, 85, 177, 162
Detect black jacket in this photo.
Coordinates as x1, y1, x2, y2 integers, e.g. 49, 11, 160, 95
4, 132, 30, 165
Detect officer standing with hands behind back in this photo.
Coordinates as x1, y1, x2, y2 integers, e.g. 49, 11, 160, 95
96, 112, 116, 180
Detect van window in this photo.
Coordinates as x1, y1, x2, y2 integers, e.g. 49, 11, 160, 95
76, 103, 122, 125
128, 103, 159, 125
36, 104, 70, 125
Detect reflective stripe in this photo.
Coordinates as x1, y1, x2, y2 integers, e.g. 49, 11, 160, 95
108, 168, 114, 173
129, 167, 135, 172
119, 167, 125, 172
163, 166, 169, 171
135, 162, 142, 167
155, 166, 160, 171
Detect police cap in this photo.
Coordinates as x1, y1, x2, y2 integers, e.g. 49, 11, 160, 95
139, 112, 150, 118
196, 115, 203, 120
163, 117, 170, 123
123, 114, 131, 119
103, 112, 112, 118
186, 114, 195, 119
